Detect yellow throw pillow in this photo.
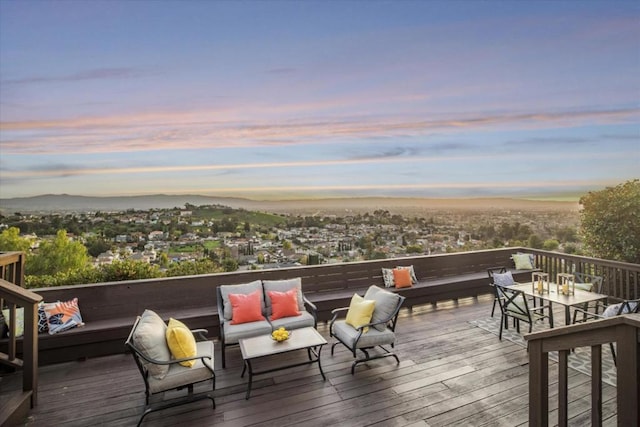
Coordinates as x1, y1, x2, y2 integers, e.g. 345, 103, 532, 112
345, 294, 376, 332
166, 318, 197, 367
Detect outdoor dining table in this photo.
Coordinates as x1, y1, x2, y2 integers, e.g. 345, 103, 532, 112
511, 282, 609, 326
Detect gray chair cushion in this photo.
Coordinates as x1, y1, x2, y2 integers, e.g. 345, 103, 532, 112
493, 271, 515, 287
269, 311, 315, 330
363, 285, 403, 331
223, 319, 272, 344
219, 280, 264, 321
132, 309, 170, 380
332, 320, 396, 348
147, 340, 214, 394
263, 278, 304, 316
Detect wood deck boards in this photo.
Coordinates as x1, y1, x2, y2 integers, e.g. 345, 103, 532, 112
4, 295, 618, 426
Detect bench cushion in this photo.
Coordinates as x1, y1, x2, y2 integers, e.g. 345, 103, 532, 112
332, 320, 396, 348
148, 340, 214, 394
224, 319, 272, 344
269, 311, 315, 330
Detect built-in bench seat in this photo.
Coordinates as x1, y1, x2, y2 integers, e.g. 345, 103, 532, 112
303, 268, 537, 321
1, 248, 538, 365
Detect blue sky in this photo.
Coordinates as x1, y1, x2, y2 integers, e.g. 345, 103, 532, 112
1, 0, 638, 200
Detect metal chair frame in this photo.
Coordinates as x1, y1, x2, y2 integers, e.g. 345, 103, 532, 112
487, 266, 508, 318
125, 316, 216, 427
495, 284, 554, 340
572, 298, 640, 365
329, 293, 405, 375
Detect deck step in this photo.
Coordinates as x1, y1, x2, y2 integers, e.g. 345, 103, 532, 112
0, 390, 32, 427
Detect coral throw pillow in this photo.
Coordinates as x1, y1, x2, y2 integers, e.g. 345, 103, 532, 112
268, 288, 301, 321
229, 290, 265, 325
393, 268, 413, 288
166, 318, 197, 367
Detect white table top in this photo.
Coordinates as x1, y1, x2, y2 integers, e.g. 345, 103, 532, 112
512, 282, 608, 306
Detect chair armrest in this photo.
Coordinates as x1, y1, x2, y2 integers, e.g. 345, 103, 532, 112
330, 307, 349, 317
129, 343, 212, 366
530, 305, 550, 311
355, 318, 390, 331
303, 295, 317, 312
303, 295, 318, 327
191, 329, 209, 341
329, 307, 349, 336
169, 353, 213, 365
572, 306, 606, 324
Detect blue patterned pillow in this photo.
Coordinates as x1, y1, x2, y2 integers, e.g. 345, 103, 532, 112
381, 268, 395, 288
493, 271, 515, 287
43, 298, 84, 335
37, 302, 49, 333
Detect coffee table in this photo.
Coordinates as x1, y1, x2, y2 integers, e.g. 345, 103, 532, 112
238, 326, 327, 399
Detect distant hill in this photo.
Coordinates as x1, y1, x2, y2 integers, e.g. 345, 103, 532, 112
0, 194, 579, 216
0, 194, 261, 213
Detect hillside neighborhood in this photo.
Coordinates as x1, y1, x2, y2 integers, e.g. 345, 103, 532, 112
1, 203, 581, 274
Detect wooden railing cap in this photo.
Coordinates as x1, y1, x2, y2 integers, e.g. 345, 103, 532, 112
524, 313, 640, 342
0, 278, 43, 304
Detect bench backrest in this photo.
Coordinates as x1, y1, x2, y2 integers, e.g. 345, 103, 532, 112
34, 248, 522, 322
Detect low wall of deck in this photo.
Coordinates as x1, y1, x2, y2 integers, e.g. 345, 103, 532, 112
2, 247, 639, 365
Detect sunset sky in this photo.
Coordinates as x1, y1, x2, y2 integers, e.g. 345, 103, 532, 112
1, 0, 638, 201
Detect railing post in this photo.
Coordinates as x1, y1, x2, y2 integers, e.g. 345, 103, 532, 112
23, 302, 39, 407
558, 350, 568, 427
616, 324, 639, 426
529, 339, 548, 427
590, 345, 602, 426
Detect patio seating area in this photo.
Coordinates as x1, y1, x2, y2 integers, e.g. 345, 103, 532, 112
1, 295, 621, 426
2, 248, 639, 425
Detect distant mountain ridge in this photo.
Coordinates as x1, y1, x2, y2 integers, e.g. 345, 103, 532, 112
0, 194, 259, 213
0, 194, 579, 215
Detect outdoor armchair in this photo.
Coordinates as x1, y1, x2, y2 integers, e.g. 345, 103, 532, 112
125, 310, 215, 427
330, 285, 405, 375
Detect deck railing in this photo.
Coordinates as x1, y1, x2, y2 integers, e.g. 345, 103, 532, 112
528, 249, 640, 301
0, 252, 42, 425
525, 314, 640, 427
1, 247, 639, 423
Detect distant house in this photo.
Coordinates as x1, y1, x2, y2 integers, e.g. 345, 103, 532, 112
96, 250, 118, 265
148, 231, 165, 241
130, 251, 151, 263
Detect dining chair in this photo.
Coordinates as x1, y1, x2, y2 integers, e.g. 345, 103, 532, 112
572, 298, 640, 365
495, 284, 554, 340
487, 266, 507, 318
570, 272, 605, 320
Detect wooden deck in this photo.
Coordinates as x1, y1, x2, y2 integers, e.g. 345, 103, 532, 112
3, 295, 618, 426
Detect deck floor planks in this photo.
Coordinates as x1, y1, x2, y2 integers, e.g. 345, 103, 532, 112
7, 294, 619, 426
